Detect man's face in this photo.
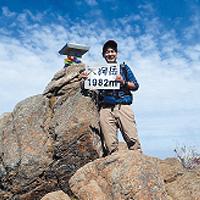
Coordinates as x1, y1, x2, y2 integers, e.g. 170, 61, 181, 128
104, 47, 117, 63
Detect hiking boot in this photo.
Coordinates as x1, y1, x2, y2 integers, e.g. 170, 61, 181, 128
109, 147, 119, 155
128, 139, 142, 153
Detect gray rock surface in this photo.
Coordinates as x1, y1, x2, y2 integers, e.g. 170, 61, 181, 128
0, 64, 103, 200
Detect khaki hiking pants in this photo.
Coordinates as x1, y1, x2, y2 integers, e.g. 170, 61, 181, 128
100, 104, 141, 154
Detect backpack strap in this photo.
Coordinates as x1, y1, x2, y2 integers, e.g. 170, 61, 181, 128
119, 62, 132, 96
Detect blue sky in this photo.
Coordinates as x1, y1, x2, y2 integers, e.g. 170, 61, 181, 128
0, 0, 200, 158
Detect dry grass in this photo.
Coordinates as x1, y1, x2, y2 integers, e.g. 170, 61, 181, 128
174, 145, 200, 169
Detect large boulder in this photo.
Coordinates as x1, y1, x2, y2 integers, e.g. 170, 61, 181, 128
0, 64, 103, 200
69, 150, 169, 200
69, 149, 200, 200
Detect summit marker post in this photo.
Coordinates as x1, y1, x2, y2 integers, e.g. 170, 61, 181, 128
59, 43, 90, 67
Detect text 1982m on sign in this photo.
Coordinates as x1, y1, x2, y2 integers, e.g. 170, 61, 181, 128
84, 64, 120, 90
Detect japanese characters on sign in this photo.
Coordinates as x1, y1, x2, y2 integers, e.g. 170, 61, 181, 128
84, 63, 120, 90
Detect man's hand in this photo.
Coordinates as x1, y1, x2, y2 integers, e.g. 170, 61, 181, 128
116, 74, 136, 90
116, 74, 125, 84
80, 71, 89, 79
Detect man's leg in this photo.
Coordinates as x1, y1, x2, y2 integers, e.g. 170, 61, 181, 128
99, 107, 118, 154
116, 105, 142, 151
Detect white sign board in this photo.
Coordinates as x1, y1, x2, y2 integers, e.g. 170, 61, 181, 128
84, 64, 120, 90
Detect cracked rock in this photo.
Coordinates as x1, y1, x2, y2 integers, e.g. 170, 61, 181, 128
0, 64, 103, 200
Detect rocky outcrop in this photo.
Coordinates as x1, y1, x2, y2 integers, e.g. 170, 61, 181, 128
69, 150, 168, 200
1, 63, 200, 200
68, 149, 200, 200
159, 158, 200, 200
0, 64, 103, 200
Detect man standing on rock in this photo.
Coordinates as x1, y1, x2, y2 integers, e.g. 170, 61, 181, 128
82, 40, 142, 155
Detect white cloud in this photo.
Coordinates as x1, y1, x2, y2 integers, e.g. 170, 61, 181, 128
184, 6, 200, 41
2, 6, 16, 17
84, 0, 98, 6
0, 7, 200, 158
